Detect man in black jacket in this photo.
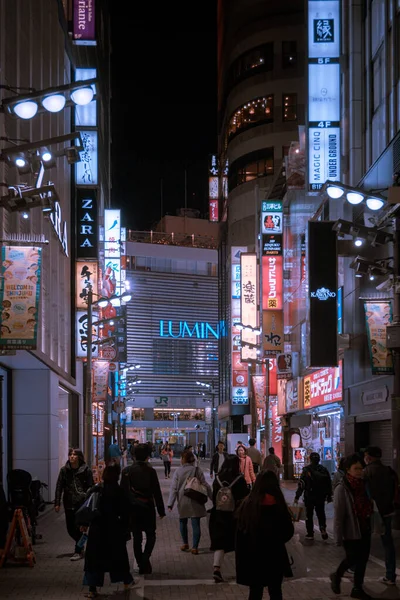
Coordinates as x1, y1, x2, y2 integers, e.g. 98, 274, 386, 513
121, 443, 165, 574
364, 446, 397, 585
210, 441, 228, 478
54, 448, 93, 560
295, 452, 332, 541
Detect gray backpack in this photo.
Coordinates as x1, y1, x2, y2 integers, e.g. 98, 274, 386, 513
215, 475, 242, 512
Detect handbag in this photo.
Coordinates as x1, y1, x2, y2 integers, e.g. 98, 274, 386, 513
184, 467, 208, 505
75, 488, 102, 525
128, 486, 153, 511
287, 503, 306, 522
285, 534, 307, 580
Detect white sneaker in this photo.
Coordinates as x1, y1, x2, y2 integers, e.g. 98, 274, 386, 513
379, 577, 396, 586
70, 552, 83, 561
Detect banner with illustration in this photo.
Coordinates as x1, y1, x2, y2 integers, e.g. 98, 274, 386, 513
364, 301, 393, 374
92, 360, 110, 402
0, 246, 42, 349
252, 375, 266, 409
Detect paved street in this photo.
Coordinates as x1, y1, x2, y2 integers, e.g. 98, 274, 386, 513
0, 461, 399, 600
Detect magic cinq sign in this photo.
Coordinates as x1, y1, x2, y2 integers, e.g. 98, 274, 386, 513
308, 1, 341, 191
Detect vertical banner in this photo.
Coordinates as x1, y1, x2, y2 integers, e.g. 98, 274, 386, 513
73, 0, 96, 41
76, 189, 98, 259
263, 310, 284, 354
270, 398, 283, 459
231, 247, 249, 405
308, 0, 341, 190
262, 201, 283, 358
76, 261, 98, 309
0, 247, 42, 349
308, 221, 338, 366
240, 253, 259, 361
252, 375, 266, 409
76, 131, 98, 185
208, 154, 219, 222
364, 302, 393, 374
92, 361, 110, 401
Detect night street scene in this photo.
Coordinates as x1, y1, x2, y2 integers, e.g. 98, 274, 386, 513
1, 1, 400, 600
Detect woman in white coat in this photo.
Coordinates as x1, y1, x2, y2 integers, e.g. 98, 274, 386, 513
167, 450, 211, 554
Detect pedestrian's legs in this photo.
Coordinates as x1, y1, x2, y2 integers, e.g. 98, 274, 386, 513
315, 502, 327, 531
305, 502, 315, 537
65, 508, 81, 552
179, 518, 189, 545
248, 585, 264, 600
213, 549, 225, 568
353, 533, 371, 590
143, 526, 156, 562
164, 462, 168, 477
336, 540, 358, 581
132, 525, 144, 567
191, 517, 201, 549
167, 461, 171, 477
381, 516, 396, 582
267, 574, 283, 600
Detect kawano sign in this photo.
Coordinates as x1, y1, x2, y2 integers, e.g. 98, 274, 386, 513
159, 320, 226, 340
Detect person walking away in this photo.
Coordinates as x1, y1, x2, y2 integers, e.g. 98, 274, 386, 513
247, 439, 263, 475
236, 445, 256, 488
121, 443, 165, 574
330, 454, 373, 600
200, 442, 206, 460
364, 446, 398, 586
333, 457, 346, 491
263, 447, 282, 477
235, 470, 294, 600
161, 443, 173, 478
54, 448, 93, 561
294, 451, 332, 541
167, 450, 212, 554
130, 440, 139, 463
121, 446, 128, 469
209, 455, 249, 582
184, 445, 198, 466
82, 464, 134, 598
210, 441, 228, 479
108, 439, 122, 465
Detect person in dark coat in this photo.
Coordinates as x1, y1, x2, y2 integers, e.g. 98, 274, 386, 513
209, 454, 249, 582
235, 470, 294, 600
54, 448, 93, 560
82, 464, 134, 598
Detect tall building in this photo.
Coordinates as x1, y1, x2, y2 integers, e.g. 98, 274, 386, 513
0, 0, 111, 496
124, 215, 219, 455
217, 0, 306, 435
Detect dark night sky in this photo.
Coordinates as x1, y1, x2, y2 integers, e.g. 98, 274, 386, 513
110, 3, 218, 231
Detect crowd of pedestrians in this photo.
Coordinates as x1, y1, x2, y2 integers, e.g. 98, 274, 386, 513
52, 439, 398, 600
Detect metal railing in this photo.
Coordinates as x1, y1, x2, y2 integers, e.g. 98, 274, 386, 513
127, 230, 219, 249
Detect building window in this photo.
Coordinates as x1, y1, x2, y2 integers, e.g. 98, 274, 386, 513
227, 96, 274, 144
228, 148, 274, 191
283, 94, 297, 121
282, 41, 297, 68
372, 47, 384, 113
227, 43, 274, 90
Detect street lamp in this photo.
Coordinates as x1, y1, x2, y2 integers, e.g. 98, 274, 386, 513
196, 380, 217, 453
80, 282, 132, 467
323, 180, 386, 211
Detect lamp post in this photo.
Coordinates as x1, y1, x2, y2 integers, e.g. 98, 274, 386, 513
196, 380, 217, 454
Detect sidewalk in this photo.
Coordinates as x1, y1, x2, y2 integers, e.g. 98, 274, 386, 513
0, 464, 398, 599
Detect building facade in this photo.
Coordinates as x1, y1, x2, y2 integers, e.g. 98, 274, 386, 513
0, 0, 111, 497
124, 225, 219, 455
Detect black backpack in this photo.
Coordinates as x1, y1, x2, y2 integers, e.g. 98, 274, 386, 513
307, 466, 331, 495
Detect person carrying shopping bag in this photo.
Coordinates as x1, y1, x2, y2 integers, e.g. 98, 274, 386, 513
209, 454, 249, 582
167, 450, 212, 554
161, 443, 173, 479
235, 470, 294, 600
236, 444, 256, 487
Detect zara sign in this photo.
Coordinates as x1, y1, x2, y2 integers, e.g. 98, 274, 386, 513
76, 188, 98, 259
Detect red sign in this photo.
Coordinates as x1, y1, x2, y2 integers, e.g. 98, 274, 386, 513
209, 199, 218, 222
233, 370, 248, 387
232, 351, 246, 370
260, 358, 277, 396
270, 399, 283, 460
303, 360, 343, 408
252, 375, 266, 409
262, 255, 283, 310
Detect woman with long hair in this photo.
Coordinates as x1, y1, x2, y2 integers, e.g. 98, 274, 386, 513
167, 450, 211, 554
83, 463, 134, 598
235, 470, 294, 600
209, 454, 249, 582
161, 443, 173, 479
330, 454, 373, 600
236, 444, 256, 487
54, 448, 93, 561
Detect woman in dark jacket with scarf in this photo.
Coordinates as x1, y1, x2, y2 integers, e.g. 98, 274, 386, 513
209, 454, 249, 583
331, 454, 373, 600
235, 470, 294, 600
54, 448, 93, 560
82, 463, 134, 598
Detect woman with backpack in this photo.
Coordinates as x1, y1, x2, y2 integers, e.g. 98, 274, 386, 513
161, 443, 173, 479
209, 454, 249, 582
235, 470, 294, 600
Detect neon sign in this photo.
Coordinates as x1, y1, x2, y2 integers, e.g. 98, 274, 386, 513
159, 320, 223, 340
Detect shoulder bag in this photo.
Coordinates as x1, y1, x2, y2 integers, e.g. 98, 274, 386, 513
75, 488, 102, 525
184, 467, 208, 505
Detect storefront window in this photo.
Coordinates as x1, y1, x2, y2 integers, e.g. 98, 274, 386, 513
154, 409, 205, 421
227, 96, 274, 145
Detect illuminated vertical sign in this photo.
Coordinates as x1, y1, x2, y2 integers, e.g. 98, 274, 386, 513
75, 130, 98, 185
231, 247, 249, 404
308, 221, 338, 366
104, 209, 121, 295
308, 0, 341, 190
73, 0, 95, 41
209, 154, 219, 222
240, 253, 258, 361
76, 189, 98, 258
